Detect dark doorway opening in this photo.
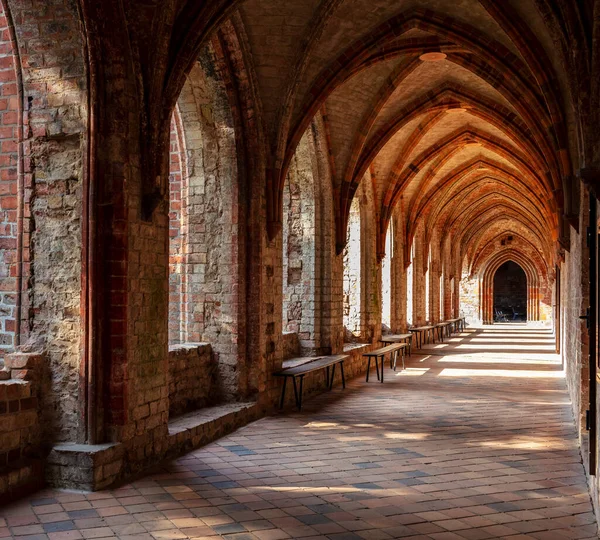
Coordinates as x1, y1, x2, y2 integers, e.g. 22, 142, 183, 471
493, 261, 527, 322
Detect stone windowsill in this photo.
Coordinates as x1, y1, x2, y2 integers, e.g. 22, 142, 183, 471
343, 342, 370, 353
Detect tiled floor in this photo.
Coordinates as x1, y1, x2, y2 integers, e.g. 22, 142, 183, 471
1, 325, 598, 539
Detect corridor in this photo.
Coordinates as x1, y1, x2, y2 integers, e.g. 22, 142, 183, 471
1, 326, 596, 540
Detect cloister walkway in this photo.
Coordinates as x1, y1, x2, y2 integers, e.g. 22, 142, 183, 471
1, 326, 597, 539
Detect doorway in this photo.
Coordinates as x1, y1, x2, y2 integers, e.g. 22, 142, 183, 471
493, 260, 527, 322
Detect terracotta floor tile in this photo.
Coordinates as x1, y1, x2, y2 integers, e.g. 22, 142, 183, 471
1, 328, 598, 539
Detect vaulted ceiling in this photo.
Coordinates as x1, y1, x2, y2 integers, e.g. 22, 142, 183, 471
227, 0, 589, 272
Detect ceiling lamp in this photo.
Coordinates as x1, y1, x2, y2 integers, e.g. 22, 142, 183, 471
419, 52, 447, 62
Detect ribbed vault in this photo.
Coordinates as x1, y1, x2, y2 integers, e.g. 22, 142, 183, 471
230, 0, 582, 301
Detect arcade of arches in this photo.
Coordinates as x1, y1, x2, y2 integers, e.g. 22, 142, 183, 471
1, 0, 600, 533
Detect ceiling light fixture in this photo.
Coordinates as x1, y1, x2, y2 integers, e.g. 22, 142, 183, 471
419, 52, 447, 62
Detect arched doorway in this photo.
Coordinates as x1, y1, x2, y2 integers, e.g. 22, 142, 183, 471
493, 261, 527, 322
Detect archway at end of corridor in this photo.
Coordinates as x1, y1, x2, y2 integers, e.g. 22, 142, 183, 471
493, 261, 527, 322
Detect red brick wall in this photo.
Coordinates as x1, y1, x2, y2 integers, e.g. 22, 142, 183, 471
0, 2, 19, 359
169, 111, 186, 345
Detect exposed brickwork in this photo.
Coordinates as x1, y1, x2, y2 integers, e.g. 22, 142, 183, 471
282, 130, 317, 351
0, 353, 43, 501
4, 0, 87, 447
168, 343, 216, 418
343, 194, 361, 340
0, 3, 19, 358
0, 1, 597, 527
173, 52, 243, 400
168, 111, 186, 345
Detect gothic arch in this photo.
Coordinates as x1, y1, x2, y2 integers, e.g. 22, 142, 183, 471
480, 250, 544, 324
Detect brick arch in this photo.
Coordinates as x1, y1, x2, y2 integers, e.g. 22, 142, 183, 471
424, 166, 555, 248
170, 48, 245, 401
355, 94, 561, 258
270, 10, 570, 249
465, 219, 548, 267
386, 128, 554, 219
389, 141, 557, 261
456, 204, 549, 260
480, 250, 546, 324
168, 106, 188, 345
470, 232, 549, 280
360, 86, 554, 206
281, 9, 564, 181
423, 167, 557, 250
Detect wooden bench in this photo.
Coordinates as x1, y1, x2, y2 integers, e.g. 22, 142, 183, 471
434, 321, 454, 341
409, 325, 434, 348
380, 333, 413, 357
274, 354, 348, 410
363, 343, 405, 383
447, 317, 466, 334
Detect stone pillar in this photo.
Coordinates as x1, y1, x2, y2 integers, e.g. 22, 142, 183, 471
391, 212, 407, 332
413, 231, 427, 325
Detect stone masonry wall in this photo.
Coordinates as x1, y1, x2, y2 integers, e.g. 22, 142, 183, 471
168, 343, 216, 418
176, 52, 242, 400
564, 191, 588, 441
343, 195, 361, 340
282, 130, 316, 351
7, 0, 88, 444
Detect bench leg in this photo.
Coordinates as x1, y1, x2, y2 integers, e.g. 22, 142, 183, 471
292, 377, 300, 409
279, 377, 287, 409
380, 357, 384, 383
366, 357, 371, 382
329, 364, 336, 390
298, 376, 304, 410
341, 362, 346, 389
376, 356, 381, 381
326, 366, 330, 389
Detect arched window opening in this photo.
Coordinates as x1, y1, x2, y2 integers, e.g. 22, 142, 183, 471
168, 115, 186, 345
344, 196, 361, 340
0, 5, 22, 362
407, 242, 414, 326
425, 248, 431, 322
282, 130, 317, 353
450, 277, 455, 318
166, 49, 243, 418
381, 223, 392, 331
439, 269, 444, 322
493, 260, 527, 322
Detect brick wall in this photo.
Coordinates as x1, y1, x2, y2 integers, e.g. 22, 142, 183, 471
0, 353, 43, 501
282, 129, 317, 351
168, 343, 216, 417
0, 2, 18, 359
168, 110, 186, 345
173, 51, 243, 400
5, 0, 87, 444
343, 194, 361, 339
